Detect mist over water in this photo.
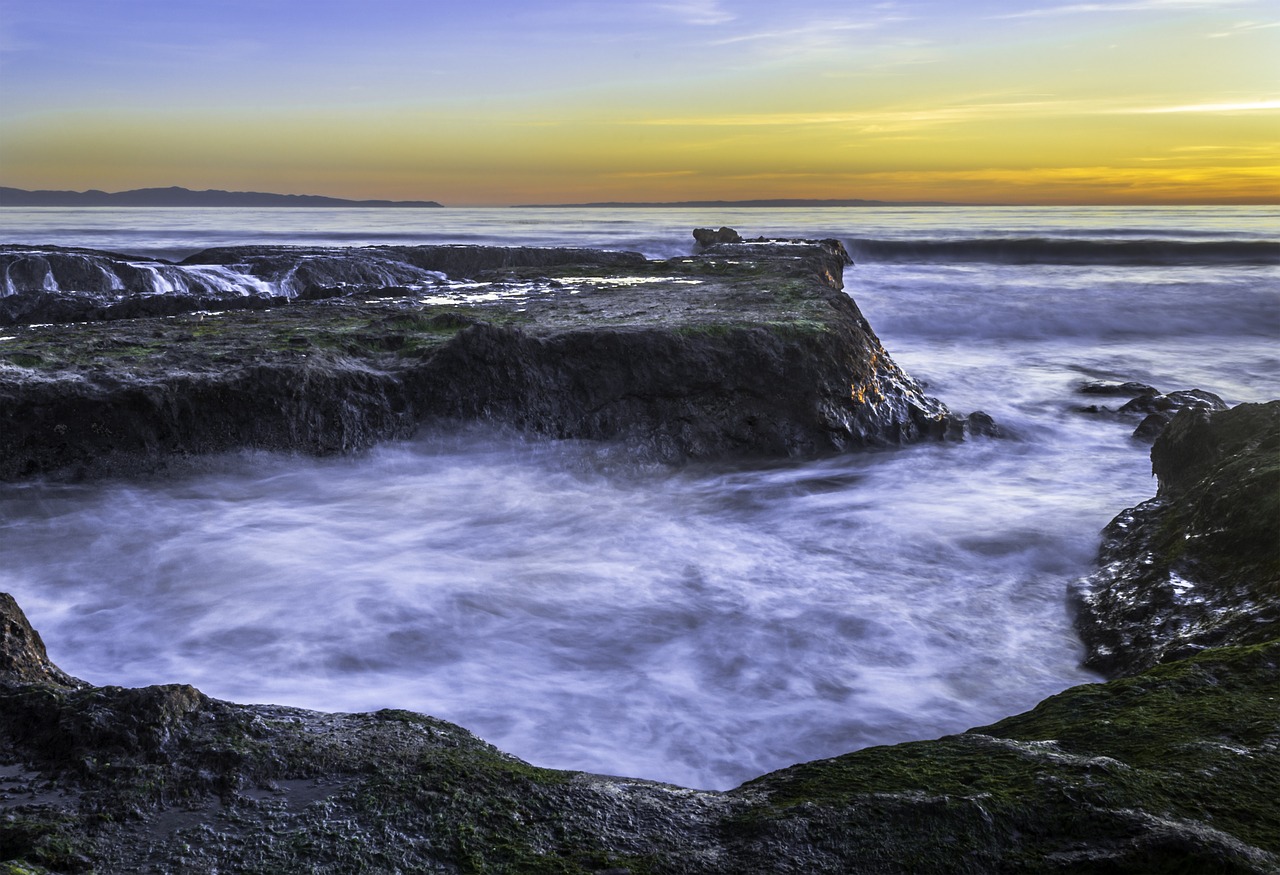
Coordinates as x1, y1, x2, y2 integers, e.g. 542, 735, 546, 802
1, 206, 1276, 789
2, 427, 1123, 789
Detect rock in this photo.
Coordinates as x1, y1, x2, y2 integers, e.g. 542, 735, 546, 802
0, 593, 80, 687
1073, 401, 1280, 677
1078, 380, 1158, 397
692, 226, 742, 247
2, 591, 1276, 872
1120, 389, 1228, 441
1070, 382, 1228, 440
0, 239, 972, 480
1118, 388, 1226, 417
0, 244, 648, 326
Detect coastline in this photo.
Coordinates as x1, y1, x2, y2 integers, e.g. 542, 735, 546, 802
0, 220, 1275, 870
1, 400, 1275, 872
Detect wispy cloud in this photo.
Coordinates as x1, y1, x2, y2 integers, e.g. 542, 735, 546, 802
628, 98, 1118, 130
652, 1, 735, 25
710, 19, 879, 47
995, 0, 1255, 19
1207, 19, 1280, 36
1120, 99, 1280, 112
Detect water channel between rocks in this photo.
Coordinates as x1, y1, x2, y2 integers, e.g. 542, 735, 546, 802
2, 206, 1275, 789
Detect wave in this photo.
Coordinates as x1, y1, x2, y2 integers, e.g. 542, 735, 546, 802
844, 237, 1280, 266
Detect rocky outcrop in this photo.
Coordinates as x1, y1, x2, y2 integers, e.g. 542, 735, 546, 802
1074, 401, 1280, 676
0, 239, 984, 480
1072, 379, 1228, 440
1, 591, 1276, 873
693, 226, 743, 247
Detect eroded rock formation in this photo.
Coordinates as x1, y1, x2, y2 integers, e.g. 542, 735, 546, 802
1074, 401, 1280, 676
0, 240, 984, 480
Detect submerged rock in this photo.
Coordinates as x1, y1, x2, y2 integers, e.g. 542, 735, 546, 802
1078, 380, 1158, 397
1073, 401, 1280, 676
1, 591, 1275, 873
1071, 378, 1228, 441
0, 238, 975, 480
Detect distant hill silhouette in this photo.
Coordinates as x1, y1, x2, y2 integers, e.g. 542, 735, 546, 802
0, 186, 443, 208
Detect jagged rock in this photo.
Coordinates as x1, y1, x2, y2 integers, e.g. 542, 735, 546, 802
0, 239, 972, 480
0, 593, 79, 688
1073, 401, 1280, 676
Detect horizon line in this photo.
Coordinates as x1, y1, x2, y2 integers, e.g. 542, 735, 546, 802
2, 185, 1277, 209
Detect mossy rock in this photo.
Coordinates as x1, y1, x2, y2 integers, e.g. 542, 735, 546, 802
1075, 401, 1280, 676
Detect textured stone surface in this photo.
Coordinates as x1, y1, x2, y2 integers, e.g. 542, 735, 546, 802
1, 593, 1276, 873
0, 240, 976, 480
1073, 401, 1280, 676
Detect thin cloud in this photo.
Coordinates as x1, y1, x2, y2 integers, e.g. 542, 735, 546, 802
629, 98, 1125, 129
710, 20, 879, 47
1208, 19, 1280, 35
1121, 99, 1280, 112
995, 0, 1255, 19
627, 95, 1279, 130
652, 1, 735, 25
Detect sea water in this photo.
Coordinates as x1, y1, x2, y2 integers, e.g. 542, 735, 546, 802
0, 206, 1276, 789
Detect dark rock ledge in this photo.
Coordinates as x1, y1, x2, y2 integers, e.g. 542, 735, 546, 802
2, 404, 1277, 873
0, 239, 992, 481
1073, 400, 1280, 676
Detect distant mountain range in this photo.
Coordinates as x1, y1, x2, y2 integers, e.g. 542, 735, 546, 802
515, 198, 966, 208
0, 186, 443, 208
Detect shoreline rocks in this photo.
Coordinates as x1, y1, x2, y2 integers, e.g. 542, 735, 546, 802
0, 402, 1276, 871
1, 239, 987, 480
1073, 401, 1280, 676
2, 601, 1276, 871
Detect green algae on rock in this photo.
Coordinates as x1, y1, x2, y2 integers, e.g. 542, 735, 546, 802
2, 593, 1276, 873
1074, 401, 1280, 677
0, 239, 986, 481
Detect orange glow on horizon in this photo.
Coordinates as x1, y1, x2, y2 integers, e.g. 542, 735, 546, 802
2, 2, 1277, 206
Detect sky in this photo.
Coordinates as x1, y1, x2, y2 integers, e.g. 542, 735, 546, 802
0, 0, 1276, 205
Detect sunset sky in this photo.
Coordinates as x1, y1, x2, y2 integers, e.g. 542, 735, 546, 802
1, 0, 1276, 205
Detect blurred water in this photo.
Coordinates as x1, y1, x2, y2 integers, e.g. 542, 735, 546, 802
0, 205, 1276, 789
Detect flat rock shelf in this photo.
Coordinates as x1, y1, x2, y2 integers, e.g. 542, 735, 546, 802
0, 239, 988, 481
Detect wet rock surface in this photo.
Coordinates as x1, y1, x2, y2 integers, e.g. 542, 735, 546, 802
0, 240, 976, 480
1074, 401, 1280, 677
1072, 379, 1228, 440
2, 590, 1276, 872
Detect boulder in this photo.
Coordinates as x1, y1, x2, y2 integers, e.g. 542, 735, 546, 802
1121, 389, 1228, 440
692, 226, 743, 247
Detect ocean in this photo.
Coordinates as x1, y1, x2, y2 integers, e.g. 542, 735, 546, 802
1, 205, 1277, 790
